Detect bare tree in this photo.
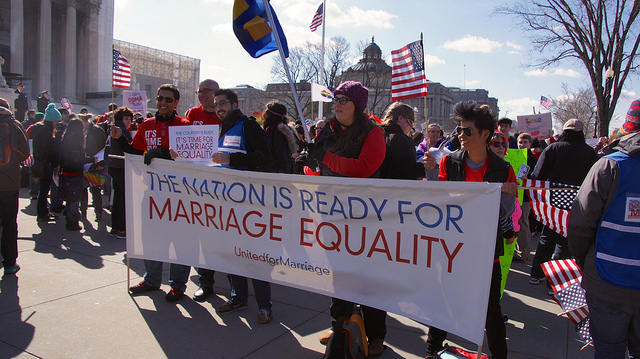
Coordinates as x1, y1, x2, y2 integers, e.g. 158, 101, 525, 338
548, 83, 597, 138
270, 37, 351, 120
496, 1, 640, 136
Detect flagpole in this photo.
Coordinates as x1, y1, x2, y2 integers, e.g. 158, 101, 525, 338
421, 33, 428, 126
318, 0, 327, 122
262, 0, 311, 143
112, 45, 115, 110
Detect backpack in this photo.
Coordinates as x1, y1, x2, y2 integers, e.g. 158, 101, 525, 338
324, 306, 368, 359
0, 121, 22, 167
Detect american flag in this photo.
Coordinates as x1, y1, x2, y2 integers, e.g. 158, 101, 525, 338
112, 49, 131, 88
541, 259, 593, 347
524, 179, 578, 237
542, 258, 583, 294
391, 40, 428, 101
553, 282, 589, 325
540, 96, 552, 109
309, 3, 323, 32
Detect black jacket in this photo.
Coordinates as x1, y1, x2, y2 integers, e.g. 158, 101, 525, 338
380, 123, 425, 180
31, 122, 58, 167
221, 109, 272, 172
532, 140, 597, 186
36, 96, 49, 113
444, 149, 514, 259
14, 90, 28, 112
267, 123, 297, 174
105, 121, 133, 168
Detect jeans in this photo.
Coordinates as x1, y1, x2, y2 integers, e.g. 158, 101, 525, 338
50, 173, 62, 208
142, 260, 190, 292
427, 262, 507, 359
36, 165, 52, 218
587, 293, 640, 359
29, 176, 39, 197
108, 167, 125, 231
196, 268, 216, 289
0, 190, 19, 268
228, 274, 272, 310
530, 226, 571, 279
81, 186, 102, 218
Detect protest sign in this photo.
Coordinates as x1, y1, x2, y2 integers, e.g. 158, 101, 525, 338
125, 155, 501, 345
517, 112, 553, 140
169, 125, 218, 166
123, 91, 147, 116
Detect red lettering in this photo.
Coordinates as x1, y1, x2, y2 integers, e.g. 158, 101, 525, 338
345, 225, 365, 255
300, 218, 314, 247
269, 213, 282, 241
367, 229, 392, 260
190, 201, 205, 226
316, 222, 341, 251
174, 199, 190, 223
226, 208, 241, 235
441, 239, 464, 273
395, 232, 411, 264
149, 196, 171, 220
421, 235, 440, 268
243, 211, 266, 238
204, 204, 218, 229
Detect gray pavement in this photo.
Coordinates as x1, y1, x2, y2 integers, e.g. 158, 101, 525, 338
0, 188, 594, 358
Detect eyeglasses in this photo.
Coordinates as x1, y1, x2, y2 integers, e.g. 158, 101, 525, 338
491, 141, 509, 149
156, 96, 175, 103
332, 97, 352, 105
455, 126, 474, 137
196, 88, 217, 95
212, 100, 231, 108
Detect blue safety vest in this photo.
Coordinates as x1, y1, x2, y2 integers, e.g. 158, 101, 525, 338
595, 150, 640, 290
217, 117, 248, 168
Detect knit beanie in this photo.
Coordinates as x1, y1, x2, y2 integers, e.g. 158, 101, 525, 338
44, 103, 61, 122
618, 98, 640, 137
334, 81, 369, 112
35, 112, 44, 121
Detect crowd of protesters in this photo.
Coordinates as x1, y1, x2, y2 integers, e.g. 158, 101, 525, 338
2, 79, 639, 359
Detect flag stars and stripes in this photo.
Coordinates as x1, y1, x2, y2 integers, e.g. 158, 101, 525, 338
310, 3, 323, 32
112, 49, 131, 89
391, 40, 428, 101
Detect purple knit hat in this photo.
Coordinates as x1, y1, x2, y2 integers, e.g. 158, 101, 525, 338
618, 98, 640, 137
334, 81, 369, 112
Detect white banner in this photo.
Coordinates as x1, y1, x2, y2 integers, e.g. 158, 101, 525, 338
123, 91, 148, 116
311, 83, 334, 103
125, 155, 501, 345
169, 125, 219, 166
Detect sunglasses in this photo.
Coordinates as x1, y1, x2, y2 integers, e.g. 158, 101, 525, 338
196, 88, 216, 95
332, 97, 352, 105
212, 100, 231, 108
491, 141, 509, 148
455, 126, 474, 137
156, 96, 175, 103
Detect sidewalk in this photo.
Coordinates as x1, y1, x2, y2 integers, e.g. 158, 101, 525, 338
0, 188, 594, 358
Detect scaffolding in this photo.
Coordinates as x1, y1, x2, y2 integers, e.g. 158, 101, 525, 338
113, 39, 200, 115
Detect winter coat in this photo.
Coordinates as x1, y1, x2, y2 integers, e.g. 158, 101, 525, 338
268, 122, 298, 174
568, 131, 640, 307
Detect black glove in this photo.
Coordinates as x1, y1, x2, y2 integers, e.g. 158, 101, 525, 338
144, 147, 171, 165
312, 142, 327, 163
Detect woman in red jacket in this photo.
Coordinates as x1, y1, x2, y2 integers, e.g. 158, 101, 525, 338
311, 81, 387, 357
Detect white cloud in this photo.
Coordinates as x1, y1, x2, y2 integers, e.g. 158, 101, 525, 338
621, 89, 637, 99
442, 35, 503, 53
211, 22, 233, 35
506, 41, 522, 50
500, 97, 538, 117
465, 80, 481, 88
425, 54, 446, 67
114, 0, 131, 10
524, 68, 580, 78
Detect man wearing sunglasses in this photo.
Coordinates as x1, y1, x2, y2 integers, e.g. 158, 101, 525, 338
423, 101, 516, 359
186, 79, 221, 126
110, 84, 192, 303
210, 89, 274, 324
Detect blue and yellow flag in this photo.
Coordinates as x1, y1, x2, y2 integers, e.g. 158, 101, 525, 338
233, 0, 289, 58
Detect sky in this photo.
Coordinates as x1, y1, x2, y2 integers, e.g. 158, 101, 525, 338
113, 0, 638, 133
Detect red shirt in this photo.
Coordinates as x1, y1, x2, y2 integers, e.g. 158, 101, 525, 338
130, 115, 191, 151
322, 126, 386, 178
438, 153, 517, 184
186, 105, 221, 125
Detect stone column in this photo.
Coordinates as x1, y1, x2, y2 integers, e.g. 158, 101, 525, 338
64, 1, 78, 101
10, 0, 24, 78
38, 0, 52, 94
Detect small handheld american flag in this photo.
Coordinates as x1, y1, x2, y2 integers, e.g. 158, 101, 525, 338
112, 49, 131, 89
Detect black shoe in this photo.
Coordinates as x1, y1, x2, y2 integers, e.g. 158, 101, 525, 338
66, 221, 82, 231
129, 281, 160, 295
165, 287, 184, 302
109, 228, 118, 237
50, 205, 65, 213
193, 287, 214, 302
